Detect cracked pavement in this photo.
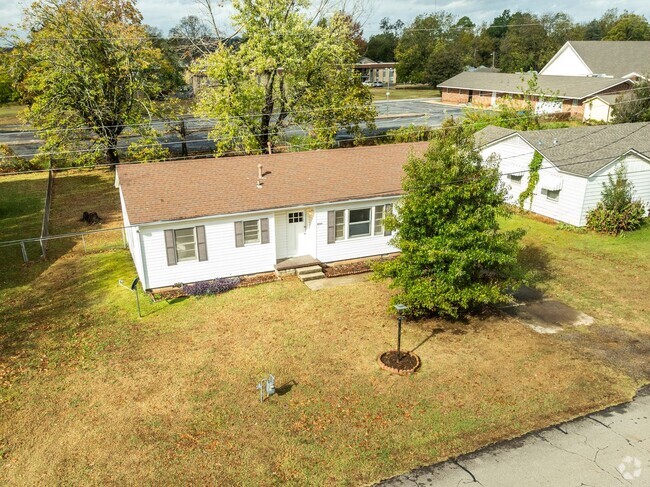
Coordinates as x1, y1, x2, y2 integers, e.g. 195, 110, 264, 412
376, 387, 649, 487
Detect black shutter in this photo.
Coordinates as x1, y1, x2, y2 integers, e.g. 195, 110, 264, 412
260, 218, 270, 244
327, 211, 336, 244
196, 225, 208, 261
234, 221, 244, 247
384, 204, 393, 236
164, 229, 177, 266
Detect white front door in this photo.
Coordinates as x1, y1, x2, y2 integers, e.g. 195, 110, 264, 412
286, 210, 307, 257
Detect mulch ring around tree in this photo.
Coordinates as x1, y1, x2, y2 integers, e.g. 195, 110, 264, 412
378, 350, 421, 376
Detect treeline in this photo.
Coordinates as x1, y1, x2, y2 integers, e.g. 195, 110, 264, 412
363, 9, 650, 86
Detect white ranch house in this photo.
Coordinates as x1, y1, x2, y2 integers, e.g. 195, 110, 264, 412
115, 143, 427, 290
477, 123, 650, 226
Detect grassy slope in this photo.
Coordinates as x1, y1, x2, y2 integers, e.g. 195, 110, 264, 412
0, 173, 646, 485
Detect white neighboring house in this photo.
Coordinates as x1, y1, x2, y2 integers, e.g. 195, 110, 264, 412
115, 142, 427, 290
583, 94, 618, 123
476, 123, 650, 226
539, 41, 650, 79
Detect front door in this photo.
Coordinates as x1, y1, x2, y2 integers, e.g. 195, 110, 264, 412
286, 211, 307, 257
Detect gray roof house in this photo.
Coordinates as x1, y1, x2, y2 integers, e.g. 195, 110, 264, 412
439, 72, 631, 101
438, 71, 632, 120
477, 122, 650, 226
540, 41, 650, 79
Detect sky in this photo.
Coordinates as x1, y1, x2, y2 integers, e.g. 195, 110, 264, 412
2, 0, 650, 37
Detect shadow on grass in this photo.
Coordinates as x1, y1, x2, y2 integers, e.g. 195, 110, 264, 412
409, 328, 446, 353
0, 250, 135, 384
275, 380, 298, 397
518, 242, 553, 289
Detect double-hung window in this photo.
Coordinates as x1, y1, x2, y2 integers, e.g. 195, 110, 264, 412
348, 208, 372, 238
243, 220, 261, 244
328, 204, 393, 243
175, 228, 197, 262
164, 225, 208, 265
234, 218, 270, 247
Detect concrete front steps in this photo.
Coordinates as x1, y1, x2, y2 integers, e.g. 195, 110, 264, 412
296, 265, 326, 282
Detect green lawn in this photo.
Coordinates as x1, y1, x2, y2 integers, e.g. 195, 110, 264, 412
503, 214, 650, 336
0, 173, 647, 485
0, 172, 48, 271
371, 86, 440, 101
0, 104, 26, 127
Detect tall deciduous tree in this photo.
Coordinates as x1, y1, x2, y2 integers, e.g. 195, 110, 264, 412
365, 18, 403, 62
395, 12, 456, 85
15, 0, 168, 165
604, 13, 650, 41
193, 0, 375, 154
612, 78, 650, 123
373, 122, 525, 319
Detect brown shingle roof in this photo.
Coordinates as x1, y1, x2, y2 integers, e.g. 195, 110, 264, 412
117, 142, 429, 225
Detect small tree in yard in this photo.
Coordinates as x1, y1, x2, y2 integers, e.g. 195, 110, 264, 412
586, 165, 647, 235
374, 123, 525, 319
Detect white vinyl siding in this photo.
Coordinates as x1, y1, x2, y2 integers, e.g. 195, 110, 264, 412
119, 186, 147, 287
481, 135, 588, 226
581, 154, 650, 225
316, 200, 398, 263
139, 213, 276, 289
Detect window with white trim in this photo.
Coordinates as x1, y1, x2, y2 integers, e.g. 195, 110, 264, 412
348, 208, 372, 238
243, 219, 261, 244
541, 188, 560, 201
175, 228, 197, 262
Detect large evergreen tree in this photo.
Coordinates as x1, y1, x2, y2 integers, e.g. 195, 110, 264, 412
374, 123, 525, 319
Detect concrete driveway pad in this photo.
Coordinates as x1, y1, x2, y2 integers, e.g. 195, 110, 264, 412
377, 388, 650, 486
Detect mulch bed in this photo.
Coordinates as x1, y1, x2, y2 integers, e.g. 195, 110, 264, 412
378, 350, 421, 376
323, 261, 371, 278
238, 272, 279, 287
150, 272, 279, 301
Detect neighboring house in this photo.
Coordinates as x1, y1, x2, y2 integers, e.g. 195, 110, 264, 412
539, 41, 650, 79
115, 142, 427, 290
439, 72, 632, 118
477, 123, 650, 226
583, 94, 619, 123
354, 57, 397, 85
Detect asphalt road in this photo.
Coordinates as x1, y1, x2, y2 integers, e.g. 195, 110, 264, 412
0, 99, 465, 160
376, 387, 650, 487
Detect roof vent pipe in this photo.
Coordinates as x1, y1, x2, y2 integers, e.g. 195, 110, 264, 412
258, 163, 263, 180
553, 138, 558, 146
